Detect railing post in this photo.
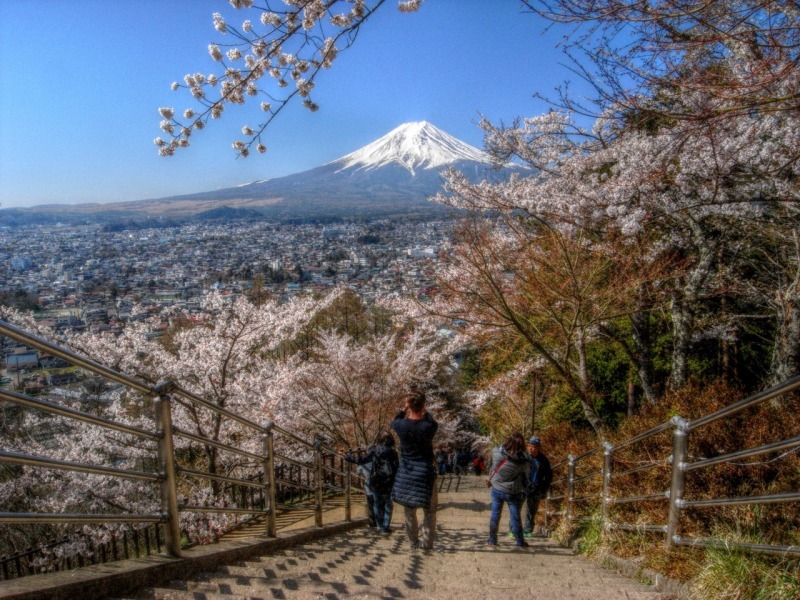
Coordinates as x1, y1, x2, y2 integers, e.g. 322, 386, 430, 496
544, 488, 550, 531
344, 459, 352, 522
263, 421, 277, 537
566, 455, 575, 523
666, 416, 689, 548
154, 383, 181, 557
314, 437, 323, 527
602, 442, 613, 530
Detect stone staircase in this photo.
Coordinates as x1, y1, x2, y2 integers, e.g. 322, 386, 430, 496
123, 476, 671, 600
223, 495, 363, 540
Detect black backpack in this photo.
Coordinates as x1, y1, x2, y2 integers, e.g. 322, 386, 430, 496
369, 452, 394, 494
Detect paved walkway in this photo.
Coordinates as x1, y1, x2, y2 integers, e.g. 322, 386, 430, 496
129, 476, 668, 600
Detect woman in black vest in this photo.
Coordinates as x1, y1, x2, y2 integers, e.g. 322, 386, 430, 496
391, 388, 438, 551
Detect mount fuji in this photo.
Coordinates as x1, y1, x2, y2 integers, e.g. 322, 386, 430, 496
332, 120, 490, 174
144, 121, 527, 219
2, 122, 527, 225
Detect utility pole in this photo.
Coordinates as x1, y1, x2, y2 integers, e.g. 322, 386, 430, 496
530, 376, 537, 436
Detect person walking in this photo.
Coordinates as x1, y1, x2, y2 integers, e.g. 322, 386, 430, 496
350, 449, 377, 530
471, 454, 485, 476
346, 434, 399, 533
435, 447, 448, 476
391, 388, 438, 551
487, 432, 530, 548
522, 435, 552, 536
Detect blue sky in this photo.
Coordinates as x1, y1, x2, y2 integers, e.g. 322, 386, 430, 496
0, 1, 588, 209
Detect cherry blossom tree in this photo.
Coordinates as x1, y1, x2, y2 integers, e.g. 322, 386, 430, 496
431, 209, 667, 437
0, 286, 471, 561
455, 100, 799, 390
465, 361, 553, 444
269, 323, 461, 450
157, 0, 422, 157
522, 1, 800, 129
729, 205, 800, 384
0, 290, 343, 557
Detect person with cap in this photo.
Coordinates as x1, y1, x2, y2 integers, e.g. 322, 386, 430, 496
510, 435, 553, 537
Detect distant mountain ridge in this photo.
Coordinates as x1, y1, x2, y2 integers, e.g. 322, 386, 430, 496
0, 122, 527, 225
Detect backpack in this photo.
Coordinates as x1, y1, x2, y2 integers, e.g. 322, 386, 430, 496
369, 451, 394, 494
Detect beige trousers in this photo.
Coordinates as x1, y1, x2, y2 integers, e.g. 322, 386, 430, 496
402, 485, 438, 549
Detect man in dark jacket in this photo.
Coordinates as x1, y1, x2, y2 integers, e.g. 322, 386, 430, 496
346, 434, 399, 533
522, 436, 552, 536
391, 388, 438, 550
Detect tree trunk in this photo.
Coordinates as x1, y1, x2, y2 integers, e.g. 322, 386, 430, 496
669, 233, 717, 390
669, 285, 692, 390
770, 295, 800, 385
630, 301, 656, 403
627, 377, 636, 417
576, 335, 606, 438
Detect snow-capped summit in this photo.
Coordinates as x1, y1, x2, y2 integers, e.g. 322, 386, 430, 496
331, 121, 490, 175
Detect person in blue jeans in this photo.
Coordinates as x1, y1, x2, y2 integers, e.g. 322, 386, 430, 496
346, 433, 399, 533
507, 435, 553, 538
486, 432, 530, 548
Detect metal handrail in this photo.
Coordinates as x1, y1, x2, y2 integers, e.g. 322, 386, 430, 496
0, 450, 161, 482
172, 427, 264, 462
680, 492, 800, 509
607, 492, 668, 505
321, 464, 348, 477
611, 421, 672, 452
0, 317, 357, 582
0, 513, 163, 524
179, 505, 263, 515
272, 422, 317, 450
177, 466, 266, 489
672, 537, 800, 557
571, 494, 599, 504
684, 436, 800, 472
274, 453, 315, 470
0, 320, 155, 394
614, 524, 667, 533
687, 375, 800, 431
171, 384, 264, 433
613, 460, 668, 478
546, 374, 800, 560
275, 478, 317, 492
0, 388, 159, 441
572, 447, 602, 462
572, 469, 601, 484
